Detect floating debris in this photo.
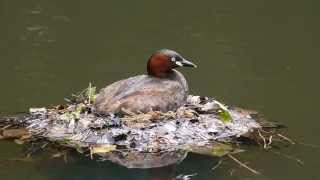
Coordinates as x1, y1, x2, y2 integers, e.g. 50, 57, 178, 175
176, 173, 197, 180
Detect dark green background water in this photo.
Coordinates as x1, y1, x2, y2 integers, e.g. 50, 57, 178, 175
1, 0, 319, 179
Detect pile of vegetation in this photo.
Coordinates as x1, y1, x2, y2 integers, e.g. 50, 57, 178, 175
0, 84, 292, 173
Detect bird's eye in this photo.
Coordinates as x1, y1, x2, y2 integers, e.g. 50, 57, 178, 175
171, 56, 176, 62
175, 61, 183, 67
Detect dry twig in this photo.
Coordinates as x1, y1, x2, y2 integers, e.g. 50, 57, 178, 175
227, 154, 261, 175
257, 129, 267, 149
211, 158, 223, 171
277, 134, 295, 145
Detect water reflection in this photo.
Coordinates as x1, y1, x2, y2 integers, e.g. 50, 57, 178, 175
1, 0, 320, 180
148, 165, 176, 180
100, 150, 188, 169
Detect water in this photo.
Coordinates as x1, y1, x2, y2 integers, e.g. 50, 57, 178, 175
1, 0, 320, 179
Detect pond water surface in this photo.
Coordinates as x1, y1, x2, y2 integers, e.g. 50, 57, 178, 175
1, 1, 320, 180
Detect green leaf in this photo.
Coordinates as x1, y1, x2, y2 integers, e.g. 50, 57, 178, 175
217, 108, 232, 123
211, 99, 232, 123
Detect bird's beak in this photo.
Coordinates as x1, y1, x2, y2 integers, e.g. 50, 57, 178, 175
180, 58, 197, 68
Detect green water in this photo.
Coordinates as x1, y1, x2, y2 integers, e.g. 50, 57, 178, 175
1, 0, 320, 179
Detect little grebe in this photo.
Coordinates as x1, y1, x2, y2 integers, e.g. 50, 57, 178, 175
94, 49, 197, 114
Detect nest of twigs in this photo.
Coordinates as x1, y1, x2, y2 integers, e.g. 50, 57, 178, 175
0, 84, 291, 170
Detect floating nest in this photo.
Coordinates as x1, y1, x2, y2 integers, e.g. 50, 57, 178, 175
0, 84, 289, 169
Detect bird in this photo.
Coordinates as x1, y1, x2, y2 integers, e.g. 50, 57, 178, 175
94, 49, 197, 114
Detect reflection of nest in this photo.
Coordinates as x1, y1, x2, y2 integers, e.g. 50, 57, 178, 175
99, 150, 188, 169
0, 87, 287, 169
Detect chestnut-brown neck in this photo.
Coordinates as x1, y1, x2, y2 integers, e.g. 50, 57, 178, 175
147, 53, 173, 78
